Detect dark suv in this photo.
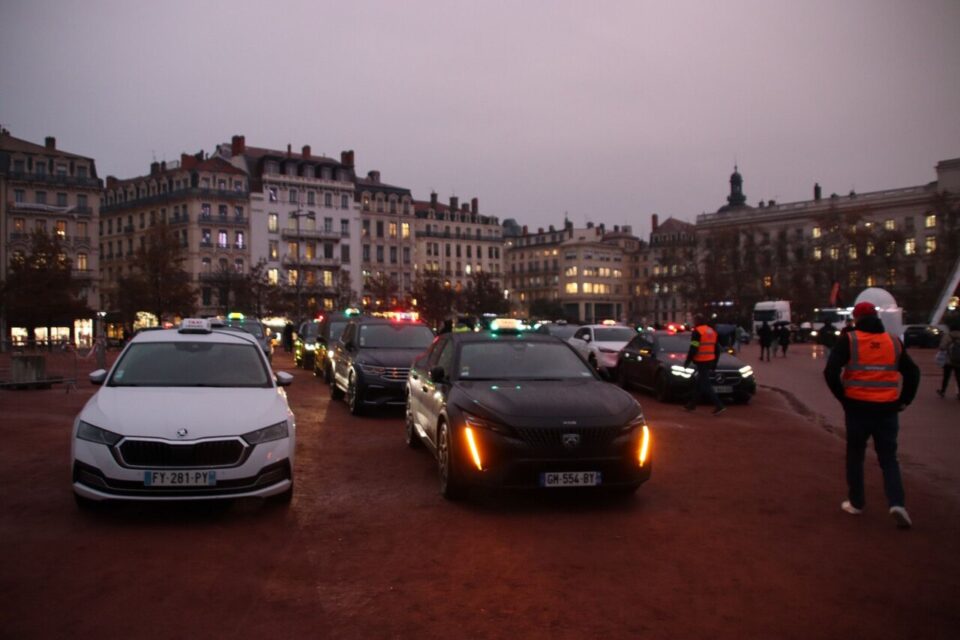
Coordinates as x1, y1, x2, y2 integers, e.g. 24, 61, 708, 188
293, 320, 320, 369
330, 317, 435, 415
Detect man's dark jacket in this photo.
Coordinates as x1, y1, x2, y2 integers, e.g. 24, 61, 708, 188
823, 315, 920, 413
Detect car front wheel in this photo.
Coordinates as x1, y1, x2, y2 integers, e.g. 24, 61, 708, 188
437, 421, 465, 500
347, 372, 364, 416
654, 371, 671, 403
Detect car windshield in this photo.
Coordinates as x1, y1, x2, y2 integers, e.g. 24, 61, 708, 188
656, 335, 691, 353
358, 323, 434, 348
227, 319, 264, 337
108, 342, 272, 387
457, 341, 595, 380
593, 327, 636, 342
329, 320, 348, 340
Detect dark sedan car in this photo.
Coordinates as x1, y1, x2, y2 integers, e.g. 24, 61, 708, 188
902, 324, 944, 348
617, 330, 756, 404
405, 331, 652, 500
330, 316, 436, 415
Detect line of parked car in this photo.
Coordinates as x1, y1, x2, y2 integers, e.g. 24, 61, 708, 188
70, 314, 756, 508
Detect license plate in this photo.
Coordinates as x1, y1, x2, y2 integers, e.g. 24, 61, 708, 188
144, 470, 217, 487
713, 385, 733, 394
540, 471, 602, 487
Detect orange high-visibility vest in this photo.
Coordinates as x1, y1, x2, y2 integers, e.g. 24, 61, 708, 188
842, 330, 901, 402
692, 325, 718, 362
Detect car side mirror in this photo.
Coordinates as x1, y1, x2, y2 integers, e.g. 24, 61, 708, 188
89, 369, 107, 386
429, 366, 446, 383
275, 371, 293, 387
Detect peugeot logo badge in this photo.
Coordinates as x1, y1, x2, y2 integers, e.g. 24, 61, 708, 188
176, 428, 189, 438
562, 433, 581, 449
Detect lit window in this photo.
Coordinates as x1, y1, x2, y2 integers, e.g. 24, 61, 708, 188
268, 268, 279, 285
763, 275, 772, 288
287, 269, 299, 286
925, 236, 936, 254
884, 219, 895, 231
904, 238, 916, 255
925, 214, 936, 228
268, 213, 279, 232
564, 282, 578, 294
829, 247, 839, 260
402, 222, 410, 239
848, 246, 857, 259
269, 241, 279, 260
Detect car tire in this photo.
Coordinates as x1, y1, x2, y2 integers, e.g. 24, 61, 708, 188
654, 371, 671, 403
405, 407, 422, 449
347, 372, 364, 416
437, 421, 465, 500
330, 377, 344, 400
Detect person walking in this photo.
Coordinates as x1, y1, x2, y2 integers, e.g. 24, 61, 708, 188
818, 321, 838, 358
684, 314, 726, 416
936, 316, 960, 399
735, 325, 747, 354
824, 301, 920, 529
758, 321, 773, 362
778, 324, 790, 357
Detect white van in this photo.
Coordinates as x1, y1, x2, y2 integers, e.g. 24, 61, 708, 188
753, 301, 791, 335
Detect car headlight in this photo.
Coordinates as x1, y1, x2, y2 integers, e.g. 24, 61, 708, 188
670, 364, 695, 379
739, 365, 754, 378
243, 421, 289, 445
464, 412, 509, 434
76, 421, 122, 446
358, 363, 386, 376
621, 411, 646, 433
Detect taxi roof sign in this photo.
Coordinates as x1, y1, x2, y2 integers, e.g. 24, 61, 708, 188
179, 318, 212, 333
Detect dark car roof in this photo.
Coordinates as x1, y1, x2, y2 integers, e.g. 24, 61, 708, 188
444, 331, 561, 344
349, 316, 428, 326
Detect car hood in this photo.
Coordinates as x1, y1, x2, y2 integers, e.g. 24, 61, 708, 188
594, 340, 629, 351
357, 349, 423, 368
79, 387, 291, 439
455, 379, 638, 427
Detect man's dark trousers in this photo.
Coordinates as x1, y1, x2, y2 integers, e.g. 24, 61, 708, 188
688, 362, 723, 411
845, 408, 905, 509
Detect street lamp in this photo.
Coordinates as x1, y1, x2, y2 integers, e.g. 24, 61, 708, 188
289, 207, 311, 324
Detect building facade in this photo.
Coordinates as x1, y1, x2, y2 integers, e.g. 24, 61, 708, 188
217, 136, 362, 320
101, 153, 250, 319
503, 219, 638, 323
356, 170, 415, 306
413, 194, 502, 296
1, 129, 102, 345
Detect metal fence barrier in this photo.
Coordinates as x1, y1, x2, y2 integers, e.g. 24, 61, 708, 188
0, 341, 81, 392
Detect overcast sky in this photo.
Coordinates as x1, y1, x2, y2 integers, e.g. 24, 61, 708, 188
2, 0, 959, 238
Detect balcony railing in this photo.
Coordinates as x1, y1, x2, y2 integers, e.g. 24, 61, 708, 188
280, 228, 343, 241
281, 256, 342, 269
7, 200, 93, 216
100, 186, 250, 213
198, 214, 247, 226
4, 171, 102, 189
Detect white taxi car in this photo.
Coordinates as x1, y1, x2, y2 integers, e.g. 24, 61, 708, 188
71, 318, 296, 507
567, 323, 637, 375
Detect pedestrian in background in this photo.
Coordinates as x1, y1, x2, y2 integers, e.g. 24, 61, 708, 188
684, 314, 726, 416
818, 321, 838, 357
758, 321, 773, 362
824, 302, 920, 529
936, 315, 960, 399
282, 323, 294, 353
778, 324, 790, 357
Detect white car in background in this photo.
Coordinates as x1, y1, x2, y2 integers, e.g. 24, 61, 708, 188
567, 323, 637, 375
71, 318, 296, 507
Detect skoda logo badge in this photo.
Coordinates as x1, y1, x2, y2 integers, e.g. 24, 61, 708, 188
176, 428, 189, 438
562, 433, 581, 449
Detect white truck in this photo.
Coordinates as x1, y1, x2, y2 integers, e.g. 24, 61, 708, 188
752, 300, 791, 335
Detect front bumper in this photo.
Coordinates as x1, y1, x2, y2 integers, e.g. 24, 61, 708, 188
357, 374, 408, 407
453, 424, 651, 490
668, 370, 757, 398
71, 436, 294, 501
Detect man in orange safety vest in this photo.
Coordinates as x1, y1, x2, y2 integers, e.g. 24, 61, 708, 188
824, 301, 920, 529
684, 314, 726, 416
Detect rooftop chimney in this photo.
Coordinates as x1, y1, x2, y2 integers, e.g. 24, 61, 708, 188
450, 196, 459, 212
522, 225, 528, 235
430, 191, 438, 207
340, 150, 355, 167
45, 136, 56, 150
651, 214, 659, 232
160, 161, 166, 172
106, 176, 118, 189
471, 197, 478, 214
150, 161, 160, 175
814, 182, 822, 201
231, 135, 245, 155
286, 144, 292, 156
302, 145, 311, 158
367, 170, 380, 183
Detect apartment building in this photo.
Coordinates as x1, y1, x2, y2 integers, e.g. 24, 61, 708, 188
355, 170, 415, 305
694, 160, 960, 321
503, 219, 638, 323
217, 136, 362, 319
644, 215, 697, 325
414, 194, 503, 294
0, 129, 102, 344
101, 153, 250, 318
